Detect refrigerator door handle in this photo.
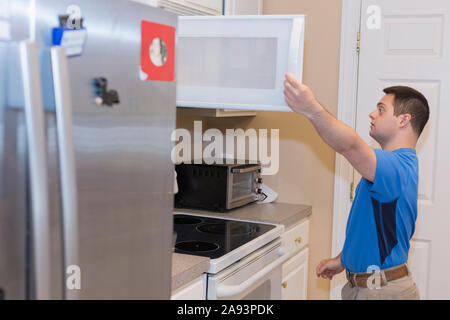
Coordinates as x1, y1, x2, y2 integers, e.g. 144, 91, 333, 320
50, 47, 79, 300
19, 40, 51, 300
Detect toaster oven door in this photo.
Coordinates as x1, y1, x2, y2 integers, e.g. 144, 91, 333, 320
227, 165, 261, 209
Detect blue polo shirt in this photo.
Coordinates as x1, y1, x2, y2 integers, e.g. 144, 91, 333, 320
341, 148, 418, 273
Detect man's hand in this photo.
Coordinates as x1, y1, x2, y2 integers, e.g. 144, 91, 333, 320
316, 256, 345, 280
283, 72, 321, 118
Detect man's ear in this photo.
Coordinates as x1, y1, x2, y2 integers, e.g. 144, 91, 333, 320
399, 113, 412, 128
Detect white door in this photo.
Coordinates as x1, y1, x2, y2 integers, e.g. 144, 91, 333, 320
355, 0, 450, 299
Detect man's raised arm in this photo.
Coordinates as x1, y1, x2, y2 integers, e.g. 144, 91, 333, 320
283, 73, 376, 182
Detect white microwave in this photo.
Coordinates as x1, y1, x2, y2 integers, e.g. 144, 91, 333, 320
176, 15, 305, 112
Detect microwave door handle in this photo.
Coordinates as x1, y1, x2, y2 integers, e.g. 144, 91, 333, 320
215, 247, 289, 299
50, 46, 79, 300
20, 40, 52, 300
288, 17, 305, 80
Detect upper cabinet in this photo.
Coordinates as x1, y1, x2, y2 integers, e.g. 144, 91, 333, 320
176, 15, 305, 112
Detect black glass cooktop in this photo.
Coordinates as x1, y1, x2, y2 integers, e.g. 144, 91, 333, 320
173, 214, 275, 259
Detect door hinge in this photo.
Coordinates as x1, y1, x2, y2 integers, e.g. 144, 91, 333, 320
350, 181, 355, 201
356, 32, 361, 52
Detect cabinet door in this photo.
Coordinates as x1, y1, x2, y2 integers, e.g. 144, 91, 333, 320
282, 248, 309, 300
176, 15, 305, 111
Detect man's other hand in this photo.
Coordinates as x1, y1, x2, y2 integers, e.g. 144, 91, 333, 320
316, 256, 345, 280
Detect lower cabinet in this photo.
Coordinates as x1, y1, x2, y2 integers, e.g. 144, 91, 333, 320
280, 218, 310, 300
281, 247, 309, 300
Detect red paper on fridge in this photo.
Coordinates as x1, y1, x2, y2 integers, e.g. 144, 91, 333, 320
140, 20, 175, 82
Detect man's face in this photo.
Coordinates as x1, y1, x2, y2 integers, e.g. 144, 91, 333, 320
369, 94, 399, 144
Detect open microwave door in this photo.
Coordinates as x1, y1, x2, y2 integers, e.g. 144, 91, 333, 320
176, 15, 305, 112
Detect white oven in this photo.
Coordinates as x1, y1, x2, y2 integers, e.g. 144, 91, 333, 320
206, 239, 289, 300
173, 212, 287, 300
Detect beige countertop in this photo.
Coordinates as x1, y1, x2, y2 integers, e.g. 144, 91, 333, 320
171, 202, 312, 292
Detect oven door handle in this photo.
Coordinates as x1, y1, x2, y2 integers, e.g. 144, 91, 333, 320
216, 247, 289, 299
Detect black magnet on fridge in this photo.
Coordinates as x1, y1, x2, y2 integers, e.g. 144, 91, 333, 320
93, 77, 120, 107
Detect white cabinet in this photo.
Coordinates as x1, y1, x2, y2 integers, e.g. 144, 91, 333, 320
282, 248, 309, 300
281, 218, 309, 253
178, 0, 262, 118
171, 275, 206, 300
280, 219, 310, 300
176, 15, 305, 112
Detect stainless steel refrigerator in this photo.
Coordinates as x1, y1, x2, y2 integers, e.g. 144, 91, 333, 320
0, 0, 176, 299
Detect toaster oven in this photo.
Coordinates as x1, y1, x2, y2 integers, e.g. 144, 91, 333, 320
174, 160, 262, 212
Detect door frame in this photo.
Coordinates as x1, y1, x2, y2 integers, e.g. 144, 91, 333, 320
329, 0, 363, 300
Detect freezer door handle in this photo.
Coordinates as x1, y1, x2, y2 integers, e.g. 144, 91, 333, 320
19, 40, 51, 300
51, 47, 79, 300
215, 247, 290, 298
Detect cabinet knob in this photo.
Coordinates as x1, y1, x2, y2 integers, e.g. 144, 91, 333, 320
282, 281, 287, 289
294, 237, 302, 244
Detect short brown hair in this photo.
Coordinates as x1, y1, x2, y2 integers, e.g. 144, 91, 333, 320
383, 86, 430, 137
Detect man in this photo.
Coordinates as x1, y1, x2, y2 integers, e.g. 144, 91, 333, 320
283, 73, 429, 300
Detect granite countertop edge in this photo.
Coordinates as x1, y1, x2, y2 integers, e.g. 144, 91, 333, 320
171, 253, 210, 292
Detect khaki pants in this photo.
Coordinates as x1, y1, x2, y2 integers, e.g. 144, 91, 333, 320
341, 274, 420, 300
